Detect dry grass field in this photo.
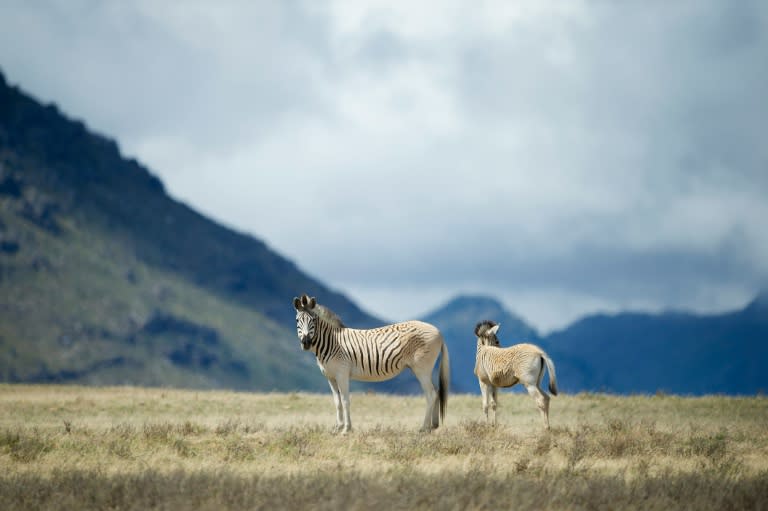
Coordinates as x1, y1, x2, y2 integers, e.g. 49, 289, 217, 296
1, 384, 767, 510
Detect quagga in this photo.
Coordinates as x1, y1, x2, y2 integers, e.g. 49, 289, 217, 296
293, 294, 450, 433
474, 320, 558, 429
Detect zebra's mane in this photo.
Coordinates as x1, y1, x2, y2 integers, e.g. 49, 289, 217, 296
315, 304, 346, 328
474, 320, 498, 337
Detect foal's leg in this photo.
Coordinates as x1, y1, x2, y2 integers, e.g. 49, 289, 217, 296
524, 383, 551, 430
431, 387, 440, 428
489, 385, 499, 425
479, 381, 490, 423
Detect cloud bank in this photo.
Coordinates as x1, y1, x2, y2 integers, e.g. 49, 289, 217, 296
2, 0, 766, 330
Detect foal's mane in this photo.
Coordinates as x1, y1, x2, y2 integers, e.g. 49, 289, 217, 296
474, 320, 498, 337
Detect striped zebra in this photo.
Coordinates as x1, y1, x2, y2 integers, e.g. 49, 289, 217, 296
474, 320, 558, 429
293, 294, 450, 433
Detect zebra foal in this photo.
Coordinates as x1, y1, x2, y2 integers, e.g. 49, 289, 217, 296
474, 320, 558, 429
293, 294, 450, 433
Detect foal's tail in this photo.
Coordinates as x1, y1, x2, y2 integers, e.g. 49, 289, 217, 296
438, 339, 450, 424
542, 353, 558, 396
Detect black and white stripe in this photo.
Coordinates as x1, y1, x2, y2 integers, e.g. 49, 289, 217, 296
294, 294, 450, 433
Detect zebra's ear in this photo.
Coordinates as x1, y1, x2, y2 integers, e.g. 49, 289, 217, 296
488, 324, 500, 336
308, 297, 317, 309
293, 297, 302, 310
300, 294, 309, 307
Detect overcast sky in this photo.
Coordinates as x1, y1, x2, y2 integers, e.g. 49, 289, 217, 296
2, 1, 767, 332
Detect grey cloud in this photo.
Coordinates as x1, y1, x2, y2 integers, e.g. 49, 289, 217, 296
1, 0, 336, 152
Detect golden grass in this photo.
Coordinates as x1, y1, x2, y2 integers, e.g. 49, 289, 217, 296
1, 384, 767, 510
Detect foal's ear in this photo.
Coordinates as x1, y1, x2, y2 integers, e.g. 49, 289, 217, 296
308, 296, 317, 309
293, 296, 302, 310
488, 324, 500, 336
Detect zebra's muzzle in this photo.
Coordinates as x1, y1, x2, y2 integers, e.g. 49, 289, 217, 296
300, 336, 312, 350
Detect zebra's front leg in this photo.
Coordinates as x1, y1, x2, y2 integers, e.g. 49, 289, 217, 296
327, 378, 344, 434
336, 373, 353, 434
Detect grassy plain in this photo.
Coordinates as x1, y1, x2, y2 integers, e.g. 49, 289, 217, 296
1, 384, 767, 510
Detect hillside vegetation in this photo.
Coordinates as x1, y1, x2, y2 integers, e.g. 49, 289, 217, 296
0, 201, 323, 390
1, 385, 767, 510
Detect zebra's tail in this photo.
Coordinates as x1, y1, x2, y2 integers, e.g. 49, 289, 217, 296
543, 354, 558, 396
438, 339, 450, 424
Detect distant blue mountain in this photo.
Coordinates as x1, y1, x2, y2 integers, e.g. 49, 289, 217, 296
421, 293, 768, 395
544, 292, 768, 395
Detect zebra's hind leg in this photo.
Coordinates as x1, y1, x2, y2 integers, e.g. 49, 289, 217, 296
327, 378, 344, 434
414, 369, 439, 431
336, 374, 353, 434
